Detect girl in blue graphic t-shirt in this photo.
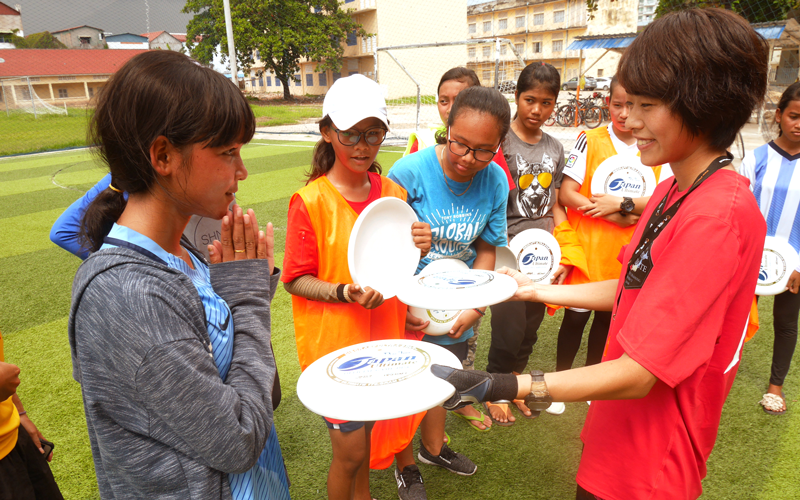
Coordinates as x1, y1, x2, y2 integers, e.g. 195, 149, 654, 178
387, 86, 509, 475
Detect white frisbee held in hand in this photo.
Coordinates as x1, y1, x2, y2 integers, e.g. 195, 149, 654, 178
590, 154, 657, 198
408, 259, 469, 336
296, 340, 462, 421
398, 269, 518, 310
756, 236, 799, 296
348, 197, 421, 299
495, 245, 518, 271
509, 229, 561, 283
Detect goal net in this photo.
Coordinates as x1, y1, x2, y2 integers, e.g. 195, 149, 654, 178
0, 77, 68, 117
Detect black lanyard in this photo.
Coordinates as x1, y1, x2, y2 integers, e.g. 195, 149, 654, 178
622, 152, 733, 290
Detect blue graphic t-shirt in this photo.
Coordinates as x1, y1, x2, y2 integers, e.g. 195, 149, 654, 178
388, 145, 508, 345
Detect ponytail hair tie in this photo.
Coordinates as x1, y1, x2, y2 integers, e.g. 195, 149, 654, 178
108, 184, 122, 193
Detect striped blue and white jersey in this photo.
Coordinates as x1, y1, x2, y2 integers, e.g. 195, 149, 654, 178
102, 224, 291, 500
741, 141, 800, 272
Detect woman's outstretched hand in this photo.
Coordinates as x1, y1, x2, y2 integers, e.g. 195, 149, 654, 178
209, 204, 275, 274
496, 267, 538, 302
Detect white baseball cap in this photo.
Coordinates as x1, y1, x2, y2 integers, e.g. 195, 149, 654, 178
322, 74, 389, 130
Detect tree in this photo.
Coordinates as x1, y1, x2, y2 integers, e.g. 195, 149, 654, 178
654, 0, 795, 23
183, 0, 367, 100
10, 31, 67, 49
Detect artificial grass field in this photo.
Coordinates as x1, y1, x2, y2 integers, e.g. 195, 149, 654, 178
1, 140, 800, 499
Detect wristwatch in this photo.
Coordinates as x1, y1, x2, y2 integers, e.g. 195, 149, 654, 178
620, 197, 635, 215
523, 370, 553, 412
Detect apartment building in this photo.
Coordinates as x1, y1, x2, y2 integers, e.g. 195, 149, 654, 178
248, 0, 467, 99
467, 0, 640, 85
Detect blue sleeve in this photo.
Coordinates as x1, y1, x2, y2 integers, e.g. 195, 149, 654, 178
387, 154, 421, 204
50, 173, 112, 260
478, 165, 509, 247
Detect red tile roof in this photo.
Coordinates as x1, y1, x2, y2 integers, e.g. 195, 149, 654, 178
52, 25, 104, 34
140, 31, 165, 42
0, 2, 20, 16
172, 33, 187, 43
0, 49, 148, 78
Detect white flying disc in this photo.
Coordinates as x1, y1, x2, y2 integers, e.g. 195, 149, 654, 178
495, 245, 518, 271
296, 340, 462, 421
408, 259, 468, 335
590, 154, 657, 198
183, 215, 222, 260
509, 229, 561, 283
756, 236, 800, 296
397, 269, 518, 310
348, 197, 421, 299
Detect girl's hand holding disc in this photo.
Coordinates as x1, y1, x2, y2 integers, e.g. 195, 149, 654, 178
209, 204, 274, 274
448, 308, 481, 339
412, 222, 432, 256
348, 284, 384, 309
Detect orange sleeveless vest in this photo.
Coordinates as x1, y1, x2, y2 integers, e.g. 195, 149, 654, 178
290, 175, 424, 469
565, 127, 665, 285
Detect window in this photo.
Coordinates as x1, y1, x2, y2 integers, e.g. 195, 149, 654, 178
499, 18, 507, 29
88, 87, 94, 98
58, 88, 68, 98
532, 41, 541, 53
552, 40, 563, 52
266, 76, 272, 86
333, 72, 341, 82
259, 77, 264, 86
294, 74, 301, 86
346, 31, 357, 46
482, 70, 491, 82
251, 78, 256, 87
79, 36, 91, 45
500, 44, 507, 55
275, 78, 281, 87
349, 71, 358, 76
319, 72, 327, 86
554, 10, 565, 22
58, 76, 76, 81
255, 50, 260, 60
483, 21, 491, 32
306, 73, 314, 86
516, 16, 525, 28
597, 69, 604, 77
468, 47, 476, 58
515, 43, 523, 54
533, 13, 544, 25
482, 46, 491, 58
469, 23, 476, 33
0, 34, 10, 43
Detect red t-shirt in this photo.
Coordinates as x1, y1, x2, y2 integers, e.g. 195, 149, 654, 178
282, 172, 383, 283
576, 170, 765, 500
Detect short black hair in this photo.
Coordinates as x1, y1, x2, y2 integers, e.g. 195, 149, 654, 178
618, 8, 769, 151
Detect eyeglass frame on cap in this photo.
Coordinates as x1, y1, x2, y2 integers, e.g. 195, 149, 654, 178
330, 125, 388, 146
446, 130, 499, 163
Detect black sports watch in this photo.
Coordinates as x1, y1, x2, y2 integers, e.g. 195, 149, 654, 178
523, 370, 553, 412
620, 197, 635, 215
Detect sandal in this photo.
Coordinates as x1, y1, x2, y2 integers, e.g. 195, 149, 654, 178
484, 401, 514, 427
760, 392, 787, 415
451, 406, 491, 432
511, 399, 538, 419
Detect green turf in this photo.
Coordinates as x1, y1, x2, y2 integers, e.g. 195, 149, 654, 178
1, 143, 799, 499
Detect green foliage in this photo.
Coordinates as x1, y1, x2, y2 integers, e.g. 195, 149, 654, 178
654, 0, 795, 23
10, 31, 68, 49
183, 0, 367, 99
585, 0, 600, 21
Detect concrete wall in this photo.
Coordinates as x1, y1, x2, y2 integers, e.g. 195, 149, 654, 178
149, 33, 183, 52
0, 11, 22, 35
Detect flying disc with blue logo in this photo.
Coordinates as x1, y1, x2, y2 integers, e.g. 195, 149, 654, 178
296, 340, 461, 420
408, 259, 468, 336
509, 229, 562, 283
397, 269, 518, 310
756, 236, 800, 296
590, 154, 657, 198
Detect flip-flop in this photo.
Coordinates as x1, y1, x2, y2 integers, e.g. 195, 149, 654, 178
452, 407, 491, 432
484, 401, 514, 427
511, 399, 538, 419
760, 392, 787, 415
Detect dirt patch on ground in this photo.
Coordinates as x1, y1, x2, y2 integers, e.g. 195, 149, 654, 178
248, 94, 324, 106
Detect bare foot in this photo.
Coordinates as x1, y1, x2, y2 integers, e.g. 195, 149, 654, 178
512, 399, 533, 418
485, 402, 514, 424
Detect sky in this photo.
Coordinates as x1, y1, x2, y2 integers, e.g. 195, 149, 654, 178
13, 0, 193, 35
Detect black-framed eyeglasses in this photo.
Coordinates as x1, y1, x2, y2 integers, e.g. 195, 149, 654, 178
331, 126, 388, 146
447, 130, 498, 162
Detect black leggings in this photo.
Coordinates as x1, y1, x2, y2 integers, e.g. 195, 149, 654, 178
488, 300, 546, 374
556, 309, 612, 372
770, 290, 800, 386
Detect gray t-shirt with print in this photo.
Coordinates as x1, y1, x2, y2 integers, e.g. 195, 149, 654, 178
503, 128, 565, 239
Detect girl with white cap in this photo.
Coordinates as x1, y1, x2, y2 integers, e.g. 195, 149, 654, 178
282, 74, 432, 500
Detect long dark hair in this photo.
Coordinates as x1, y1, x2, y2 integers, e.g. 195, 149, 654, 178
516, 63, 560, 97
776, 82, 800, 137
447, 86, 511, 146
435, 68, 481, 145
306, 116, 383, 184
81, 50, 255, 252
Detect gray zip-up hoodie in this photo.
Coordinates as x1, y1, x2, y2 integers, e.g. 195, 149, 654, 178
68, 245, 279, 499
